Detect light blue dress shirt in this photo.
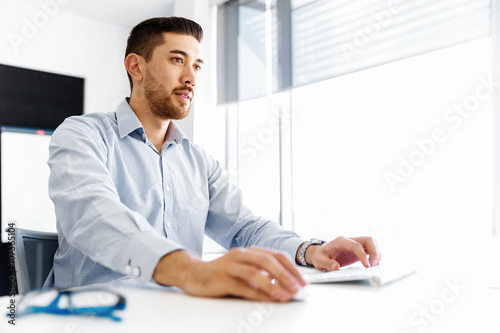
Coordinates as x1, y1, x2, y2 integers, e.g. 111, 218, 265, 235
47, 98, 304, 289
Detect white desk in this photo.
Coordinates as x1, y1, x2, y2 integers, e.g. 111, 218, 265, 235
1, 265, 498, 333
2, 231, 499, 333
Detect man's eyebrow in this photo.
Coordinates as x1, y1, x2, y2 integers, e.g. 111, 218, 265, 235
169, 50, 204, 64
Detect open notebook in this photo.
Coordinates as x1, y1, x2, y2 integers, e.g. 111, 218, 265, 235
299, 265, 417, 287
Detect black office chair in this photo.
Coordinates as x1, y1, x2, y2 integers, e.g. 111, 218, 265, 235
13, 228, 58, 294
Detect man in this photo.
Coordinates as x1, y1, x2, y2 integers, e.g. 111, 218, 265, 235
47, 17, 381, 302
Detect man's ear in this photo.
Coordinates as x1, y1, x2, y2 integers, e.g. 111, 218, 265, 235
125, 53, 144, 84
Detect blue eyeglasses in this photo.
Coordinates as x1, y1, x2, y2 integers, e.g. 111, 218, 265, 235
12, 287, 126, 321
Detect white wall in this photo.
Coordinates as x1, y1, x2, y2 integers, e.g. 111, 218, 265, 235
0, 0, 131, 115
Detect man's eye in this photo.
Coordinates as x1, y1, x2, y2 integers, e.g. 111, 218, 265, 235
194, 65, 202, 72
172, 58, 182, 63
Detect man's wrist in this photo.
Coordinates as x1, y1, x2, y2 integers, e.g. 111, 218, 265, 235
296, 240, 325, 266
153, 250, 200, 288
304, 245, 321, 266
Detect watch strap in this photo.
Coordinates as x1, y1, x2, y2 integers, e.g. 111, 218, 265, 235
299, 239, 326, 266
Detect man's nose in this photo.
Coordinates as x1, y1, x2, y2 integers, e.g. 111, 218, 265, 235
181, 66, 197, 87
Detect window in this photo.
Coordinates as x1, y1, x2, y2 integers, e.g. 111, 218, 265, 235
292, 37, 493, 240
216, 0, 494, 242
292, 0, 490, 86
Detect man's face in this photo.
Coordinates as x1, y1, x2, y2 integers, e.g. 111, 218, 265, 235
142, 32, 203, 120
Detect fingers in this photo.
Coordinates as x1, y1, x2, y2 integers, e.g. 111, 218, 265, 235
352, 236, 381, 266
226, 247, 304, 302
225, 278, 273, 302
313, 253, 340, 271
245, 246, 307, 287
334, 237, 371, 268
319, 236, 382, 270
226, 262, 293, 302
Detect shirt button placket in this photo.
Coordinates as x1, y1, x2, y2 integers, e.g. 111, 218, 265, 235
164, 182, 172, 229
162, 154, 174, 233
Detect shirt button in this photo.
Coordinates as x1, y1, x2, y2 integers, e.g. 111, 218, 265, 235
166, 221, 171, 228
132, 267, 141, 277
124, 265, 132, 274
165, 185, 171, 191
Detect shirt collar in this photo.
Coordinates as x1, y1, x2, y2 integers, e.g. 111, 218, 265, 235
116, 98, 190, 149
164, 120, 190, 149
116, 98, 144, 139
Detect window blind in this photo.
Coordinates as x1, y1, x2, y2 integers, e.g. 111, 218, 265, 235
292, 0, 491, 86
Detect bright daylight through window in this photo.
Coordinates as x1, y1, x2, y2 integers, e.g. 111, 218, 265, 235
216, 0, 494, 262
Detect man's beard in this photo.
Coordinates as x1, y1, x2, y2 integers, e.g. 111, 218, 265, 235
143, 69, 193, 120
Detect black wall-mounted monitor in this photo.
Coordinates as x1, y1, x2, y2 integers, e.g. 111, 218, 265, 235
0, 63, 84, 130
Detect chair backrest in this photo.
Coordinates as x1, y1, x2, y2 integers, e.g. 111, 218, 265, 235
13, 228, 58, 294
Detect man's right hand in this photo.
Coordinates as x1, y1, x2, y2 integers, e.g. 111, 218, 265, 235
153, 247, 306, 302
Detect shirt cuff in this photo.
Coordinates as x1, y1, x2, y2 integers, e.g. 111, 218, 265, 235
278, 237, 307, 265
118, 231, 186, 284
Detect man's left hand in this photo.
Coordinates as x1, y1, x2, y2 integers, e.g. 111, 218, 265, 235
304, 236, 381, 271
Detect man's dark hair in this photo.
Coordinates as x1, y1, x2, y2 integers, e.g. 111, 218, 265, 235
125, 16, 203, 92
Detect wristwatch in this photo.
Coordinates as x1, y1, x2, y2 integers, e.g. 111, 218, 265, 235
298, 239, 326, 266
